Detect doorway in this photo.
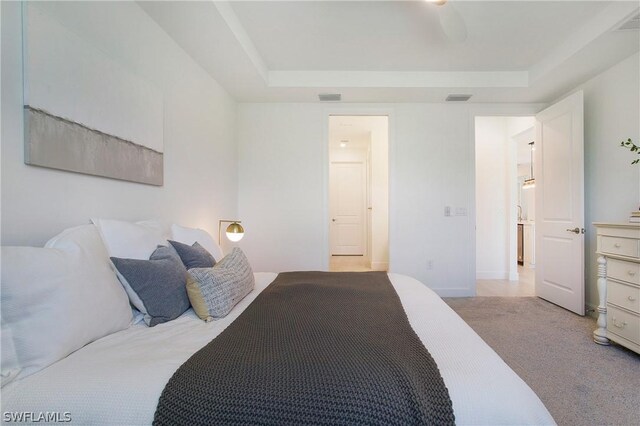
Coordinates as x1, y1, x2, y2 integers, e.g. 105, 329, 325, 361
475, 116, 536, 296
328, 115, 389, 272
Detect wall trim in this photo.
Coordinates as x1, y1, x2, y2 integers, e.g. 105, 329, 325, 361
370, 261, 389, 271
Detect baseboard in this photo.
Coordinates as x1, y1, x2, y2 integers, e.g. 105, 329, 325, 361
370, 261, 388, 271
476, 271, 509, 280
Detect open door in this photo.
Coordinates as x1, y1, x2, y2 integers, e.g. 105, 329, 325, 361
535, 91, 585, 315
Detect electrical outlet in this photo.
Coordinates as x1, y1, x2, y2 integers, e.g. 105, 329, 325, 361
444, 206, 451, 217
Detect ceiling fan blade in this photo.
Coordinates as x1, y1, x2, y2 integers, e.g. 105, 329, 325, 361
437, 2, 467, 43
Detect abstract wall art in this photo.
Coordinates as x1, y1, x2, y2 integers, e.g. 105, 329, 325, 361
23, 3, 164, 186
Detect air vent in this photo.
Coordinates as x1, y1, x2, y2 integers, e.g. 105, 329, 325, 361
445, 94, 472, 102
319, 93, 341, 102
617, 13, 640, 31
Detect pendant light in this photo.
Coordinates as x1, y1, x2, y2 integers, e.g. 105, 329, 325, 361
522, 141, 535, 190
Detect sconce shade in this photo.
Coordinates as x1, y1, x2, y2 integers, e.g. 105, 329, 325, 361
218, 220, 245, 244
225, 222, 244, 242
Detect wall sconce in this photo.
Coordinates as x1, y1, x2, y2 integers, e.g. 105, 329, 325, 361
218, 220, 245, 244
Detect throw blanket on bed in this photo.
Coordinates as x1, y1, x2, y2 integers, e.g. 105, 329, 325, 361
154, 271, 455, 426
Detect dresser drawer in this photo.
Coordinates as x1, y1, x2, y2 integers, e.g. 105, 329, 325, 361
607, 280, 640, 314
600, 236, 640, 259
607, 259, 640, 286
607, 305, 640, 345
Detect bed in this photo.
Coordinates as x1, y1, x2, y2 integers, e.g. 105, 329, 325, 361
2, 273, 554, 425
2, 271, 554, 425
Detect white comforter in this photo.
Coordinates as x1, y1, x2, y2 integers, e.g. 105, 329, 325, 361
2, 273, 554, 425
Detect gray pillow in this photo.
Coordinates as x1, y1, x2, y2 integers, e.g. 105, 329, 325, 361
111, 245, 190, 327
168, 240, 216, 270
187, 248, 254, 321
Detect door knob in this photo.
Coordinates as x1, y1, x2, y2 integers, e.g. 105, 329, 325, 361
566, 227, 581, 234
332, 218, 336, 222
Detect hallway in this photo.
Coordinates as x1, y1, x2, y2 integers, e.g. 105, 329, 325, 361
476, 266, 535, 297
329, 256, 373, 272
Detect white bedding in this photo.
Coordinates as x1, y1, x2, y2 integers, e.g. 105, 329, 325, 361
1, 273, 554, 425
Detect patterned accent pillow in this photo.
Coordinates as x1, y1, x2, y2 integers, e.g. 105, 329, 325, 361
187, 248, 255, 321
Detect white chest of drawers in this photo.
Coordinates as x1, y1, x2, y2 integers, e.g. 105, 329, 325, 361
593, 223, 640, 354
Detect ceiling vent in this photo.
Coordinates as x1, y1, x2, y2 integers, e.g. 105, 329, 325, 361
616, 13, 640, 31
445, 94, 472, 102
319, 93, 341, 102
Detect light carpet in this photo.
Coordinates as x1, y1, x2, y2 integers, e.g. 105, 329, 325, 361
444, 297, 640, 426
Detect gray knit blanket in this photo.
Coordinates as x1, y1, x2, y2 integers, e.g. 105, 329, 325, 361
154, 271, 455, 425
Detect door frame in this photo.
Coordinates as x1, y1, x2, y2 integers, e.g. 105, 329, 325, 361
322, 108, 393, 271
469, 104, 546, 295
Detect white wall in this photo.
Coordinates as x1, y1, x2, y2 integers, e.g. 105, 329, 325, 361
369, 117, 389, 271
238, 103, 542, 295
236, 52, 637, 300
566, 52, 640, 312
236, 104, 325, 272
475, 117, 509, 279
1, 1, 238, 246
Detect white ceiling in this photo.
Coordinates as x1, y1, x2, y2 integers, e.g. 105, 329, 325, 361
139, 1, 640, 103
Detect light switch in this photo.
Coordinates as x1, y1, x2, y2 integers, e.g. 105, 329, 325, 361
444, 206, 451, 216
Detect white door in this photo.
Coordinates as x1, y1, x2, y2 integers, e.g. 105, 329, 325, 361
330, 161, 366, 255
535, 90, 585, 315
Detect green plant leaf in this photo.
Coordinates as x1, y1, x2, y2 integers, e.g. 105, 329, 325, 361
620, 138, 639, 165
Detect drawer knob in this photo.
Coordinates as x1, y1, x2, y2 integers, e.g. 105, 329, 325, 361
612, 317, 627, 329
614, 243, 622, 248
628, 296, 637, 302
628, 270, 637, 277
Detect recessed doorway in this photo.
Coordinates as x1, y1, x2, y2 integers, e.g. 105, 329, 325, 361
475, 115, 536, 296
328, 115, 389, 272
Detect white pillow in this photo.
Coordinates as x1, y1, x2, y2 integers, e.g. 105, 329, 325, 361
136, 219, 172, 241
91, 218, 167, 260
1, 225, 133, 386
171, 224, 223, 261
1, 323, 19, 386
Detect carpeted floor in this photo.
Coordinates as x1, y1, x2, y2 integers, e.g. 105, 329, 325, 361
444, 297, 640, 426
